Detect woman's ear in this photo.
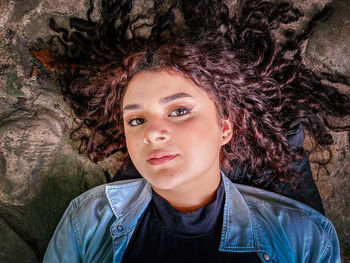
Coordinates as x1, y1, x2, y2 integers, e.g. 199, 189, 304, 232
220, 118, 233, 146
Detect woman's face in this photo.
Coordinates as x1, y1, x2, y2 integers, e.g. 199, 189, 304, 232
122, 70, 232, 194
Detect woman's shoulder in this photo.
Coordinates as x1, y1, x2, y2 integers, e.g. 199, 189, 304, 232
235, 182, 338, 254
234, 182, 331, 229
229, 181, 340, 261
43, 178, 150, 262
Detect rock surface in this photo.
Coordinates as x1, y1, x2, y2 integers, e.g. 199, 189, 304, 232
304, 1, 350, 260
0, 0, 349, 262
0, 0, 111, 260
306, 0, 350, 77
0, 217, 38, 263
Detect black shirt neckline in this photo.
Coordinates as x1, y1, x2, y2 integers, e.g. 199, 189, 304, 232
150, 178, 225, 237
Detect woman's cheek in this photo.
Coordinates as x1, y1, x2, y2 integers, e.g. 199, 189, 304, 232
125, 132, 138, 154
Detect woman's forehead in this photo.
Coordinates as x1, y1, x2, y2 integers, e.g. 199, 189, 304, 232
122, 70, 209, 106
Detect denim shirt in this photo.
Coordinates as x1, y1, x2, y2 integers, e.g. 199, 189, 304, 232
43, 173, 341, 263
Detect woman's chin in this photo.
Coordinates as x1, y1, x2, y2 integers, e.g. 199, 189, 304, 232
146, 172, 183, 191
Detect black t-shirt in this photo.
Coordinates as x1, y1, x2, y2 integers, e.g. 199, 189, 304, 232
121, 180, 261, 263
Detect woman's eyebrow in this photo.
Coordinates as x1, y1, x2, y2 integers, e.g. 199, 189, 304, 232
123, 92, 193, 113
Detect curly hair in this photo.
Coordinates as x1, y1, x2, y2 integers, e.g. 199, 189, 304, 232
43, 0, 350, 185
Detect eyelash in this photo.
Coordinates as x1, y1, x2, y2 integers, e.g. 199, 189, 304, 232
127, 107, 192, 127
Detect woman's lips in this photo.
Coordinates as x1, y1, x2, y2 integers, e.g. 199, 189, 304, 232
148, 154, 178, 165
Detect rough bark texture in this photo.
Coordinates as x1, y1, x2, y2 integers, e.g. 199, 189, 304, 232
0, 0, 349, 262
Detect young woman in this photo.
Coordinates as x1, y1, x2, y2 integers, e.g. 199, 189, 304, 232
42, 0, 349, 262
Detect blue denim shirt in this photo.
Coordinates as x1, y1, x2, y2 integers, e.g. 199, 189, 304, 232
43, 173, 341, 263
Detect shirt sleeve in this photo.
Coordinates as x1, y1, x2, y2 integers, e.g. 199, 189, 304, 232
319, 222, 341, 263
296, 216, 341, 263
43, 200, 82, 263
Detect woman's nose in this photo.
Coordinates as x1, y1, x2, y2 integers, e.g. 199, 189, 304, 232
143, 120, 170, 144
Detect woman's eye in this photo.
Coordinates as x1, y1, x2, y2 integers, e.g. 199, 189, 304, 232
127, 118, 145, 127
169, 107, 191, 117
127, 108, 191, 127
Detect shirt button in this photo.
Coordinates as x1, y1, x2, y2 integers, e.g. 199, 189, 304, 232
263, 253, 270, 261
116, 225, 124, 231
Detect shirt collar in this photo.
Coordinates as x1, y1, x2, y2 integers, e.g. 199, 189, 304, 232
105, 171, 265, 252
106, 179, 152, 237
219, 172, 255, 251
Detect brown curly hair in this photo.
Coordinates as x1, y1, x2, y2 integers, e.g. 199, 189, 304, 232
45, 0, 350, 185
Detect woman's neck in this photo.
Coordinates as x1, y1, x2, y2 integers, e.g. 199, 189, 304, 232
151, 171, 222, 213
